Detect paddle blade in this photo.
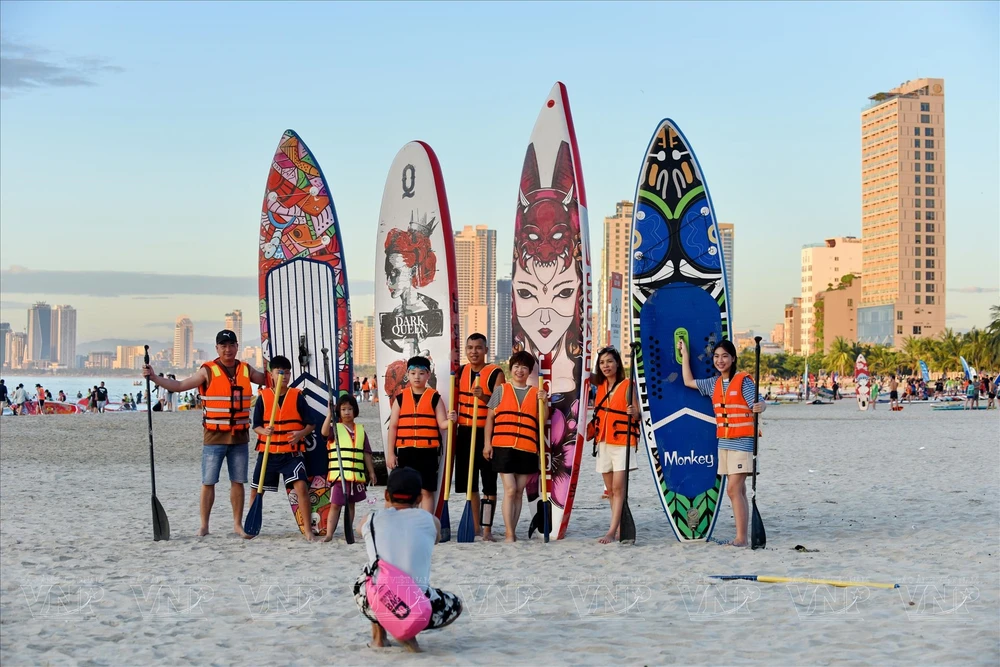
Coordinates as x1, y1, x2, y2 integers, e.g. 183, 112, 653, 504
457, 501, 475, 543
439, 503, 451, 543
542, 499, 551, 543
244, 496, 264, 537
528, 500, 541, 539
152, 496, 170, 541
619, 502, 635, 544
751, 500, 766, 550
344, 503, 355, 545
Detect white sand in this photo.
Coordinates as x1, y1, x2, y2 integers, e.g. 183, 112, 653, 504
1, 401, 998, 665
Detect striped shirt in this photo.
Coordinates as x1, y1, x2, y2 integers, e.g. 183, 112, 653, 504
695, 376, 756, 453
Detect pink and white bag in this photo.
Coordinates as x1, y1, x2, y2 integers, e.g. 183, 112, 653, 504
364, 516, 432, 641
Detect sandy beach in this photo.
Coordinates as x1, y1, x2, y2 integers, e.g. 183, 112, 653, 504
1, 401, 997, 665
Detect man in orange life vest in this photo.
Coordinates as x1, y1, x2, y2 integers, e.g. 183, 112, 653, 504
453, 333, 506, 542
678, 339, 766, 547
247, 355, 316, 541
386, 356, 452, 513
143, 329, 267, 537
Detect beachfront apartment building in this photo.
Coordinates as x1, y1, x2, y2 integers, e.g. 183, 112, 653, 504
595, 201, 633, 358
173, 316, 195, 369
224, 310, 243, 346
719, 222, 734, 310
352, 316, 375, 367
26, 302, 52, 365
800, 237, 862, 354
52, 305, 77, 368
454, 225, 497, 362
783, 297, 802, 354
858, 78, 946, 348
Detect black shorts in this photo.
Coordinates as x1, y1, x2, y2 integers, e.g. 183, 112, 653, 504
396, 447, 440, 492
252, 452, 308, 493
890, 390, 899, 400
492, 447, 539, 475
452, 425, 498, 495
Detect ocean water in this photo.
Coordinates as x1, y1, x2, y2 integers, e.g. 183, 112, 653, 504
0, 375, 196, 404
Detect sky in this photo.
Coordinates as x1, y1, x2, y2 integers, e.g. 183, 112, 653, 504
1, 1, 998, 347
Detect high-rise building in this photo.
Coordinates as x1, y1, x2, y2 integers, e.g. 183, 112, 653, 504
454, 225, 497, 361
0, 322, 9, 369
595, 201, 633, 356
225, 309, 244, 344
85, 351, 115, 370
859, 78, 946, 348
26, 302, 52, 363
114, 345, 145, 370
52, 305, 77, 367
173, 316, 195, 369
800, 237, 862, 354
496, 277, 512, 363
783, 298, 802, 355
770, 323, 784, 347
241, 345, 264, 368
352, 316, 376, 367
7, 332, 27, 369
719, 222, 735, 309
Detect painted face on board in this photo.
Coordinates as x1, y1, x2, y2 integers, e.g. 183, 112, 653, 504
513, 257, 578, 355
385, 253, 415, 298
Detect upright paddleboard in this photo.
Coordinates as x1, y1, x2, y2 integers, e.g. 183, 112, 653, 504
630, 119, 728, 542
960, 356, 971, 381
855, 354, 870, 411
919, 360, 931, 383
374, 141, 460, 522
258, 129, 353, 536
512, 82, 591, 540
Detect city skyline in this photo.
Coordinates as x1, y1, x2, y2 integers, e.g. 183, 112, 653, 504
1, 4, 997, 346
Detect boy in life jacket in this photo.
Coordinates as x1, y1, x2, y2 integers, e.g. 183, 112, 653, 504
386, 356, 452, 514
454, 333, 507, 542
247, 355, 316, 541
678, 339, 766, 547
321, 394, 378, 542
589, 346, 641, 544
353, 467, 462, 652
483, 350, 545, 542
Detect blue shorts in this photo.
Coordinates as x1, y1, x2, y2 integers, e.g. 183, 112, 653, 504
202, 444, 249, 485
251, 452, 309, 493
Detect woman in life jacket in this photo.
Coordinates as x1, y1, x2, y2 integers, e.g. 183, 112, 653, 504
590, 346, 640, 544
678, 339, 765, 547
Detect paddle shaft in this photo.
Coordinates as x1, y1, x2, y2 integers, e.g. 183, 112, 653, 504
255, 373, 284, 494
538, 373, 549, 542
144, 346, 157, 498
444, 375, 456, 501
752, 337, 762, 496
618, 343, 639, 543
465, 378, 479, 497
712, 575, 898, 590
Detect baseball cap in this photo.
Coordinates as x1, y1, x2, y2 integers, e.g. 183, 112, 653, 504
216, 330, 238, 345
386, 467, 422, 504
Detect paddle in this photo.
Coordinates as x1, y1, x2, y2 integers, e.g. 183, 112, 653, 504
144, 346, 170, 541
322, 348, 354, 544
440, 374, 456, 543
457, 378, 479, 543
243, 373, 284, 537
750, 336, 766, 550
619, 343, 639, 544
538, 374, 550, 543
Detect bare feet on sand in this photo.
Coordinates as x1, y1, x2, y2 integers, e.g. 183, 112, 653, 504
197, 527, 210, 537
504, 532, 517, 543
598, 529, 618, 544
233, 524, 249, 539
482, 529, 495, 543
729, 539, 748, 547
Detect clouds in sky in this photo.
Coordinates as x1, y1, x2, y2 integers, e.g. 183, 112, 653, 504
0, 36, 123, 97
1, 267, 373, 298
948, 286, 999, 294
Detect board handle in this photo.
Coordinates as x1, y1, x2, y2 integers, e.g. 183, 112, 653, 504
673, 328, 689, 364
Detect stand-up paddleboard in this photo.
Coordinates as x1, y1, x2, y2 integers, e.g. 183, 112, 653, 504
919, 360, 931, 383
23, 400, 81, 415
374, 141, 460, 523
259, 129, 353, 537
630, 119, 728, 542
960, 356, 971, 381
514, 82, 591, 540
855, 354, 870, 411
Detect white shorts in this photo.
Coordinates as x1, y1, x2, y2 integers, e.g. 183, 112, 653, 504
596, 442, 639, 473
719, 449, 754, 476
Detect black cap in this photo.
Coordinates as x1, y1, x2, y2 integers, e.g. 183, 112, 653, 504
216, 330, 238, 345
386, 467, 422, 504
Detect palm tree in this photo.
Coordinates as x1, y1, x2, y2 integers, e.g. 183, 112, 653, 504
935, 328, 963, 373
986, 304, 1000, 367
824, 337, 855, 377
961, 328, 991, 372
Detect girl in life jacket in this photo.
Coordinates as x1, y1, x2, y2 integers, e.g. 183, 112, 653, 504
678, 338, 765, 547
590, 346, 641, 544
321, 394, 378, 543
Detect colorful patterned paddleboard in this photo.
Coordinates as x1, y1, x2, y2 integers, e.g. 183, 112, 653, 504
513, 82, 591, 540
630, 119, 729, 542
374, 141, 459, 523
258, 129, 352, 537
855, 354, 870, 411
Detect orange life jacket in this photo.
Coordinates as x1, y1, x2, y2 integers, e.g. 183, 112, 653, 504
200, 359, 254, 431
712, 372, 755, 439
329, 423, 366, 484
492, 385, 540, 454
255, 387, 306, 454
396, 388, 440, 449
457, 364, 502, 428
594, 380, 639, 446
